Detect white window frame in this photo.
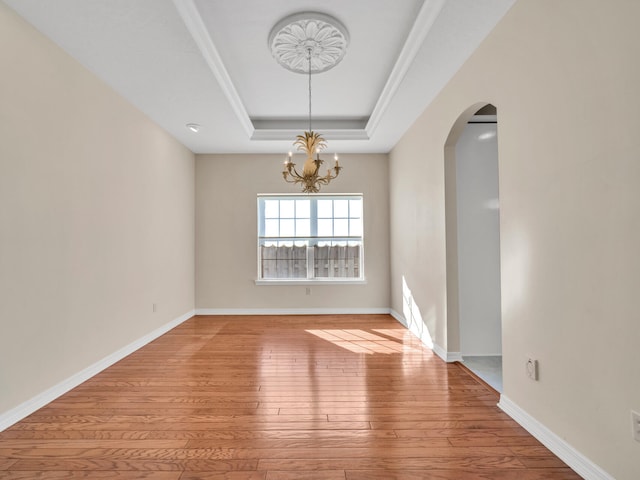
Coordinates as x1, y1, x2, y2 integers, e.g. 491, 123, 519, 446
256, 193, 365, 284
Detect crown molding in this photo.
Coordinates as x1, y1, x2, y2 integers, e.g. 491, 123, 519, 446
172, 0, 254, 137
175, 0, 447, 144
251, 128, 369, 142
366, 0, 446, 137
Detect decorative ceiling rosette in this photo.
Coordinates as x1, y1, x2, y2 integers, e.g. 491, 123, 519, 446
268, 12, 350, 74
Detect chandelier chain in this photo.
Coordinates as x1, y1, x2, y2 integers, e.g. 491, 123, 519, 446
307, 47, 312, 132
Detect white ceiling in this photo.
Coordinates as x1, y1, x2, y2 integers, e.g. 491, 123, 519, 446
3, 0, 516, 154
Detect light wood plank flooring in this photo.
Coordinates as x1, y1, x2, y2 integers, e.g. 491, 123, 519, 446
0, 314, 582, 479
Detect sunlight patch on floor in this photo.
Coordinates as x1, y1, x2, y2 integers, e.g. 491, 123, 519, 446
306, 329, 415, 355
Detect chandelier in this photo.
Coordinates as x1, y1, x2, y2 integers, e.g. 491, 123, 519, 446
269, 13, 349, 193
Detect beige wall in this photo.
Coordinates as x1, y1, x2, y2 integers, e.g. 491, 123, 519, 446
3, 0, 639, 476
196, 154, 390, 311
0, 4, 195, 415
390, 0, 640, 478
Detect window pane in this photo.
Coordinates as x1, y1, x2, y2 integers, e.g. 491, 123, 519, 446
296, 199, 310, 218
296, 218, 310, 237
334, 199, 349, 218
280, 219, 295, 237
317, 199, 333, 218
317, 218, 333, 236
334, 219, 349, 236
313, 244, 360, 278
264, 219, 279, 237
350, 219, 362, 237
264, 200, 279, 218
350, 199, 362, 218
258, 195, 363, 281
261, 244, 307, 279
280, 200, 295, 218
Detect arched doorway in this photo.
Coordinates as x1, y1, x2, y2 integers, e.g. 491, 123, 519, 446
444, 103, 503, 391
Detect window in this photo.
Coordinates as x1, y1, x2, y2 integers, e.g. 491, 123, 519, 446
257, 194, 364, 281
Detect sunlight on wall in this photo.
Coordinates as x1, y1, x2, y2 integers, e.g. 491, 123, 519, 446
402, 276, 434, 349
501, 229, 531, 320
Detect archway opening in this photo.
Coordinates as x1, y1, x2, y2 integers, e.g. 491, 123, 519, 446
444, 103, 503, 392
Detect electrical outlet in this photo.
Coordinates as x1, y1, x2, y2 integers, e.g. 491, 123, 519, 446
526, 358, 538, 381
632, 410, 640, 442
152, 303, 157, 313
306, 287, 312, 296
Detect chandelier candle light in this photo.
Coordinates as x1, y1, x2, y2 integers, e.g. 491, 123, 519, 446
270, 13, 349, 193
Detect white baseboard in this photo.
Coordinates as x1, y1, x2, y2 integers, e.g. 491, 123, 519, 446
432, 343, 463, 363
0, 310, 195, 432
390, 309, 460, 361
389, 309, 406, 326
195, 308, 391, 316
498, 395, 614, 480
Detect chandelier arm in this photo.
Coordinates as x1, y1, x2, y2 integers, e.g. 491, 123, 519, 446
282, 166, 295, 182
283, 176, 299, 185
284, 174, 306, 186
318, 174, 335, 185
314, 166, 341, 186
284, 162, 305, 181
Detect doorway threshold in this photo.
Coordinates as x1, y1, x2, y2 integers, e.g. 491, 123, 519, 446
461, 355, 503, 393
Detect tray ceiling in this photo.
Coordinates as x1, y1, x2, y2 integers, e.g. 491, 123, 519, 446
3, 0, 516, 153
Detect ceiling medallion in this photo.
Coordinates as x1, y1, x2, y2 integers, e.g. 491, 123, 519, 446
268, 12, 350, 74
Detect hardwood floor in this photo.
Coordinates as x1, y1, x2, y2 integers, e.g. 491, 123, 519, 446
0, 314, 581, 479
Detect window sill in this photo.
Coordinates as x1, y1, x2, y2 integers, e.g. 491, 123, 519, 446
255, 278, 367, 286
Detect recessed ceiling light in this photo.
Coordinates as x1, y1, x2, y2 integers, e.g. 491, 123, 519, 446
186, 123, 200, 133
